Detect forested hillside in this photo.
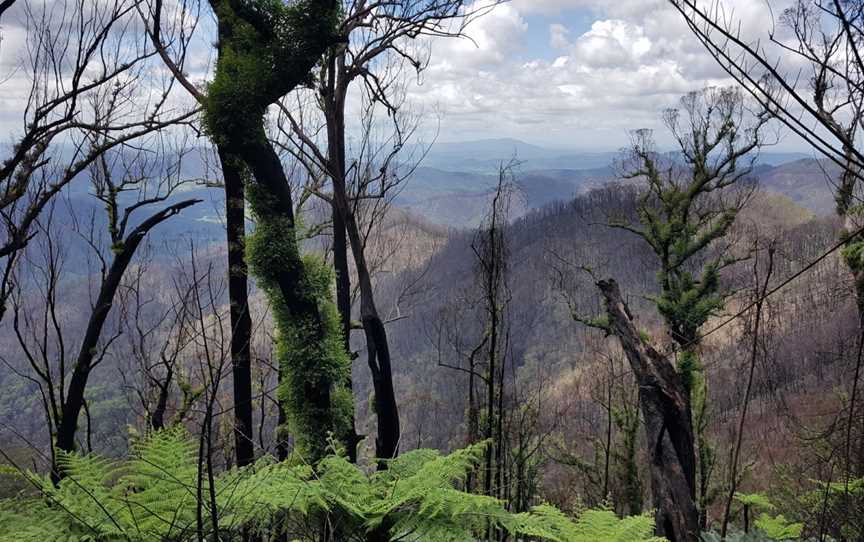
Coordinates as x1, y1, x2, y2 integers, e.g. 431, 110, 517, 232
0, 1, 863, 542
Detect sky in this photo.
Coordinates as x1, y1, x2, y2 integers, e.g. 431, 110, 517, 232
407, 0, 804, 151
0, 0, 810, 153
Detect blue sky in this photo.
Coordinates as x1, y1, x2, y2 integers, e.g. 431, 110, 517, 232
517, 9, 596, 62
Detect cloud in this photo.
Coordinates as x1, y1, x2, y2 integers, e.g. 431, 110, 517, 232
511, 0, 597, 16
570, 20, 652, 69
405, 0, 750, 147
549, 23, 571, 50
429, 3, 528, 70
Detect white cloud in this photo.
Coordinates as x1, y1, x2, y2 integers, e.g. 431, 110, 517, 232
549, 23, 571, 50
571, 20, 652, 69
405, 1, 743, 147
429, 3, 528, 71
511, 0, 596, 16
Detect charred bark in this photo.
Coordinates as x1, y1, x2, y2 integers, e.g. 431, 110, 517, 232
218, 148, 255, 467
54, 199, 200, 464
150, 364, 174, 431
324, 66, 399, 465
597, 278, 699, 542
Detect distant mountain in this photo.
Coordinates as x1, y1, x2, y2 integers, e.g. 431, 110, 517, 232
396, 148, 839, 226
757, 158, 840, 216
394, 166, 616, 227
418, 138, 811, 174
424, 138, 551, 160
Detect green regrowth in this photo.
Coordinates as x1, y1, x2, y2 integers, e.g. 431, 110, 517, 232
202, 0, 348, 463
203, 0, 339, 147
246, 186, 352, 462
841, 233, 864, 275
0, 429, 663, 542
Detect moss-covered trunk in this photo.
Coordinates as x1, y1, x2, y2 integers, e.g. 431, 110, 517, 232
204, 0, 350, 463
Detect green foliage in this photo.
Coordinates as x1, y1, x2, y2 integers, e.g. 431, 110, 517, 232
0, 429, 663, 542
753, 513, 803, 540
701, 530, 774, 542
202, 0, 347, 464
794, 477, 864, 540
676, 349, 700, 392
204, 0, 339, 144
840, 234, 864, 274
509, 505, 664, 542
733, 492, 775, 511
612, 401, 643, 515
0, 501, 92, 542
246, 190, 352, 461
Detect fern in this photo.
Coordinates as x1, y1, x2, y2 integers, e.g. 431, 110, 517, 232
734, 492, 775, 511
0, 429, 663, 541
753, 513, 803, 541
508, 505, 663, 542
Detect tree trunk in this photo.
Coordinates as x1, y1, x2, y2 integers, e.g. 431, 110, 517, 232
150, 366, 173, 431
332, 204, 362, 462
326, 51, 362, 461
597, 279, 699, 542
325, 70, 399, 466
236, 134, 337, 461
54, 199, 200, 467
218, 148, 255, 468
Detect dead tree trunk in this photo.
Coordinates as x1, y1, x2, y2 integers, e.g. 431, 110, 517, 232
324, 66, 399, 465
54, 199, 201, 463
325, 51, 365, 463
217, 149, 255, 467
597, 279, 699, 542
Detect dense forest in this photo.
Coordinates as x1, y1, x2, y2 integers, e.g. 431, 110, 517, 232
0, 0, 863, 541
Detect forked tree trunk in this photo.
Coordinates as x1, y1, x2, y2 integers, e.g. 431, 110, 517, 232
597, 279, 699, 542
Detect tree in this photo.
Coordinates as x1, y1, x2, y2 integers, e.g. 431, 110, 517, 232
0, 0, 196, 325
472, 166, 514, 515
279, 0, 498, 465
201, 0, 352, 463
7, 145, 199, 477
139, 0, 258, 467
720, 240, 775, 538
669, 0, 864, 528
577, 88, 766, 542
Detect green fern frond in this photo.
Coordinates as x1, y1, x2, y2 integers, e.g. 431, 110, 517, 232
0, 430, 662, 542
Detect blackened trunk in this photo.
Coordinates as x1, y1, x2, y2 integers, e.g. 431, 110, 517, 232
150, 366, 173, 431
235, 135, 335, 460
54, 199, 200, 467
333, 205, 352, 351
324, 73, 399, 466
332, 171, 361, 463
218, 148, 255, 467
597, 279, 699, 542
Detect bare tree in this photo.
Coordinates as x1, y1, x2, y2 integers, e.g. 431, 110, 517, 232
278, 0, 499, 465
670, 0, 864, 526
5, 140, 199, 477
137, 0, 258, 467
118, 253, 198, 432
0, 0, 197, 324
720, 240, 775, 538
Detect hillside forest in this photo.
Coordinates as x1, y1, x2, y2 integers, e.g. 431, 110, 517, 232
0, 1, 863, 541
